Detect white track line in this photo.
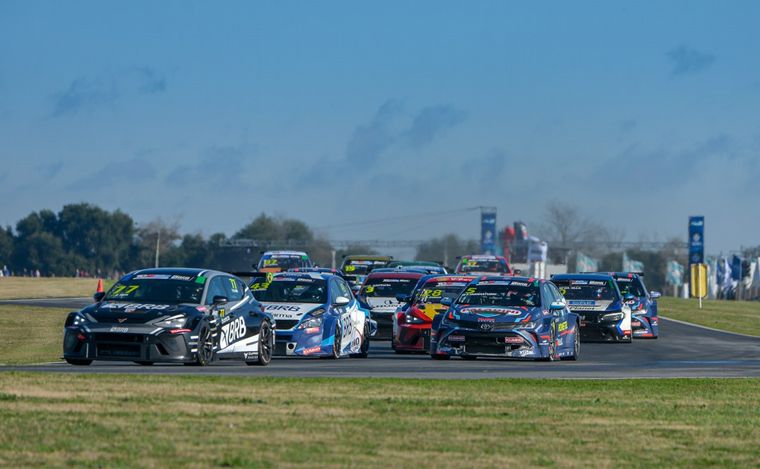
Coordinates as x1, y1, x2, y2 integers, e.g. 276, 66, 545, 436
661, 316, 760, 339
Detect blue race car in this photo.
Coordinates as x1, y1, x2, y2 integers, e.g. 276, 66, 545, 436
429, 276, 580, 361
252, 272, 375, 358
551, 273, 633, 343
609, 272, 660, 339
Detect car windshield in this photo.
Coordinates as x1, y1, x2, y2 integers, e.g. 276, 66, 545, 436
258, 255, 310, 271
341, 259, 389, 276
457, 259, 508, 273
361, 277, 416, 297
254, 278, 327, 303
456, 282, 541, 307
105, 277, 205, 304
554, 279, 618, 301
414, 281, 470, 305
615, 278, 647, 297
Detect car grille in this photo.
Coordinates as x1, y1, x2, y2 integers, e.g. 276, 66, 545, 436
275, 320, 299, 330
94, 333, 144, 343
96, 343, 141, 358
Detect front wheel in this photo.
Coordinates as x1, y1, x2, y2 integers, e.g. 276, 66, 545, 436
350, 321, 370, 358
562, 326, 580, 361
192, 322, 214, 366
65, 358, 92, 366
329, 323, 342, 359
246, 321, 272, 366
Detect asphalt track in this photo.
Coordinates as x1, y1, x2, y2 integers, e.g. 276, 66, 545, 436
3, 298, 760, 379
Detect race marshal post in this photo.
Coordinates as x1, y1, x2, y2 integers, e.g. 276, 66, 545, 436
688, 216, 706, 306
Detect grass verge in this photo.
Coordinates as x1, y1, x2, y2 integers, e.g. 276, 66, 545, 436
0, 306, 69, 365
0, 277, 110, 300
0, 373, 758, 467
659, 297, 760, 336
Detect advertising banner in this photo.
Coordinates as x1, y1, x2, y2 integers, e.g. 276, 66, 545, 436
480, 209, 497, 255
688, 216, 705, 265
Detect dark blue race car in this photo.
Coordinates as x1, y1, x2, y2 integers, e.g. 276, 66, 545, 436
609, 272, 660, 339
429, 276, 580, 361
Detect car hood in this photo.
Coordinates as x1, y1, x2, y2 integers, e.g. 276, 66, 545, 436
454, 305, 537, 324
366, 297, 400, 313
82, 301, 197, 324
261, 302, 323, 321
566, 300, 618, 312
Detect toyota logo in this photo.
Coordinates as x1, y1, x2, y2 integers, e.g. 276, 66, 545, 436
480, 322, 493, 331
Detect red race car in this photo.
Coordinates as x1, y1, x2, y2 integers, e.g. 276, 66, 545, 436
391, 275, 476, 353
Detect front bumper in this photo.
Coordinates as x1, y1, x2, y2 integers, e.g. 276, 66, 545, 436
578, 321, 632, 342
273, 329, 335, 357
632, 315, 659, 338
372, 312, 394, 340
63, 325, 196, 363
393, 323, 430, 351
432, 327, 551, 359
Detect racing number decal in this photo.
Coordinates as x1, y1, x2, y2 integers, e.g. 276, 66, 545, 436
364, 286, 375, 293
220, 316, 247, 349
229, 278, 239, 293
558, 287, 567, 296
110, 285, 140, 296
464, 287, 477, 294
345, 265, 356, 272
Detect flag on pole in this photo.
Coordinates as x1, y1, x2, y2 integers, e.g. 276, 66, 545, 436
576, 252, 598, 273
623, 252, 644, 273
665, 260, 684, 286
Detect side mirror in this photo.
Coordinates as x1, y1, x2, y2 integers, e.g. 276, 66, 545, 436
549, 301, 565, 311
440, 297, 453, 306
513, 269, 522, 275
650, 291, 661, 299
93, 291, 106, 302
213, 295, 228, 305
334, 296, 350, 307
395, 293, 412, 303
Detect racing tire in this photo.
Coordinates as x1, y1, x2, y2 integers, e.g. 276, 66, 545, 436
539, 331, 558, 362
65, 358, 92, 366
246, 321, 273, 366
561, 327, 580, 361
350, 321, 370, 358
430, 353, 450, 360
134, 361, 154, 366
186, 322, 214, 366
329, 323, 342, 359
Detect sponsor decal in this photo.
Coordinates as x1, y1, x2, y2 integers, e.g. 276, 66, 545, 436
265, 305, 302, 312
503, 336, 523, 344
117, 318, 127, 323
101, 303, 172, 312
219, 317, 247, 349
558, 321, 568, 332
448, 335, 466, 342
134, 274, 172, 280
302, 346, 321, 355
170, 275, 193, 281
109, 326, 129, 333
244, 352, 257, 359
480, 322, 494, 331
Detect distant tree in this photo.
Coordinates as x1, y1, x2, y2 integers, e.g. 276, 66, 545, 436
0, 227, 13, 268
133, 219, 182, 269
415, 234, 479, 268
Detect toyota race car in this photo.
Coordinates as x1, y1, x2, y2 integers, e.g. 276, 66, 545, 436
392, 275, 475, 353
63, 268, 274, 366
429, 276, 580, 361
386, 260, 448, 274
610, 272, 660, 339
552, 273, 632, 343
455, 255, 514, 276
356, 270, 425, 340
257, 250, 313, 273
253, 272, 374, 358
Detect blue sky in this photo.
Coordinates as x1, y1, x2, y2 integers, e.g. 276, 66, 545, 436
1, 1, 759, 254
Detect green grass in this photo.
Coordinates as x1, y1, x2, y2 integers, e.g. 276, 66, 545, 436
0, 306, 69, 365
0, 373, 758, 467
659, 297, 760, 336
0, 277, 114, 300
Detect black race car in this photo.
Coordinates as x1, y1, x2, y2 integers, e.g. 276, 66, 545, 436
63, 268, 274, 366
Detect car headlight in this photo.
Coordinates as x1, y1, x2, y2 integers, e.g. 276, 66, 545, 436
602, 312, 624, 322
403, 313, 425, 324
515, 320, 541, 330
297, 308, 326, 329
156, 315, 188, 329
65, 312, 88, 327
